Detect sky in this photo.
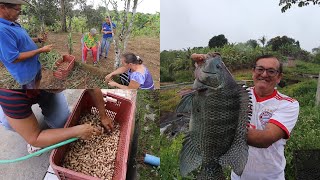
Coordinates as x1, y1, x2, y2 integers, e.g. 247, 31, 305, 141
160, 0, 320, 52
87, 0, 160, 14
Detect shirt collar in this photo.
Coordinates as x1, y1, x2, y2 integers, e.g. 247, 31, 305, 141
253, 87, 277, 102
0, 18, 21, 27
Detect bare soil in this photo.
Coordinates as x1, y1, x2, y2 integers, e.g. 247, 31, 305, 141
0, 32, 160, 89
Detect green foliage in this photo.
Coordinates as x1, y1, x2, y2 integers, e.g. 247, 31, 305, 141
279, 0, 320, 12
258, 36, 267, 47
160, 44, 268, 82
82, 5, 105, 31
208, 34, 228, 48
281, 79, 317, 106
278, 43, 300, 57
279, 80, 320, 179
39, 50, 61, 70
161, 34, 319, 82
246, 39, 259, 49
67, 16, 86, 33
26, 0, 59, 26
132, 12, 160, 37
160, 89, 181, 112
19, 1, 159, 40
267, 36, 300, 52
311, 46, 320, 64
136, 91, 160, 179
160, 134, 185, 180
284, 60, 320, 75
313, 53, 320, 64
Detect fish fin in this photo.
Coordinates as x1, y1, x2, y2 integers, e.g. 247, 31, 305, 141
197, 164, 225, 180
178, 89, 196, 97
180, 133, 202, 177
218, 142, 248, 176
176, 91, 194, 113
218, 85, 250, 176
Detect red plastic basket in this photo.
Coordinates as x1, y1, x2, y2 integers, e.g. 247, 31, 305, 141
50, 90, 135, 180
53, 55, 75, 80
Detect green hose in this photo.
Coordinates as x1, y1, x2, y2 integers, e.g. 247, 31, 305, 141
0, 137, 78, 164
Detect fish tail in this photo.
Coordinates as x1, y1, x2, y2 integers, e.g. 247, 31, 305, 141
197, 164, 225, 180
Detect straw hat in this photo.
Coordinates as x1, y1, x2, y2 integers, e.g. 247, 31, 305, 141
0, 0, 28, 5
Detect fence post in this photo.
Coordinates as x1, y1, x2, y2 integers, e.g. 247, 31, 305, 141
316, 72, 320, 106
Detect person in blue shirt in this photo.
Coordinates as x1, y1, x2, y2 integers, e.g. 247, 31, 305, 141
100, 16, 116, 59
0, 0, 53, 89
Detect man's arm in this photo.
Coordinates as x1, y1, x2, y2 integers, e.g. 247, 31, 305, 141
87, 89, 113, 132
247, 123, 286, 148
6, 113, 101, 148
14, 44, 53, 63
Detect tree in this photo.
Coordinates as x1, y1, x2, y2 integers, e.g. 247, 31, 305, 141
60, 0, 86, 32
266, 35, 300, 51
103, 0, 139, 69
279, 0, 320, 12
312, 47, 320, 54
27, 0, 59, 26
60, 0, 67, 32
208, 34, 228, 48
246, 39, 259, 48
258, 36, 267, 47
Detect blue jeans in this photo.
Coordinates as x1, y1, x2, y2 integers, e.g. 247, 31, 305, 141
21, 69, 42, 89
100, 37, 113, 58
0, 91, 70, 131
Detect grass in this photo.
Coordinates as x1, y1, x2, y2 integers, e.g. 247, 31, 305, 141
40, 50, 61, 70
279, 79, 320, 180
160, 88, 181, 113
284, 60, 320, 75
160, 134, 184, 180
136, 90, 160, 179
0, 66, 19, 88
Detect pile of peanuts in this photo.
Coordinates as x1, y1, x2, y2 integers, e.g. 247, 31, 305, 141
63, 107, 120, 180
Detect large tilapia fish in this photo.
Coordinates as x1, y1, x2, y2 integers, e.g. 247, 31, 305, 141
177, 54, 250, 180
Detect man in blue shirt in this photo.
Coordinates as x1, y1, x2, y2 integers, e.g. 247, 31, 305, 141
100, 16, 116, 59
0, 0, 53, 89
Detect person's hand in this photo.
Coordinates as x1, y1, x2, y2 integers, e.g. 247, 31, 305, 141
76, 124, 102, 140
40, 44, 53, 53
108, 80, 118, 88
101, 117, 113, 133
105, 74, 113, 83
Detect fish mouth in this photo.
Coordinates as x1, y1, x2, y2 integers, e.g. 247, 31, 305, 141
202, 71, 216, 74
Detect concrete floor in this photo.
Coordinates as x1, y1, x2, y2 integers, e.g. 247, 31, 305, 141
0, 89, 84, 180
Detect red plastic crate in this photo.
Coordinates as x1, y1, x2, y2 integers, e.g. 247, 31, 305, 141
50, 90, 135, 180
53, 55, 75, 80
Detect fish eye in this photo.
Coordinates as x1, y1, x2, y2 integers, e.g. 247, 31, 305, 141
216, 64, 221, 69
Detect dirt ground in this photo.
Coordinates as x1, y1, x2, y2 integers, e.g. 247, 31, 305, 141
0, 32, 160, 89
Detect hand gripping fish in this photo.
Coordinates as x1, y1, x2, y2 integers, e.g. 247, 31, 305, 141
177, 53, 251, 180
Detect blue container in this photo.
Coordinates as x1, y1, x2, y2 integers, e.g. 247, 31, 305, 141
144, 154, 160, 166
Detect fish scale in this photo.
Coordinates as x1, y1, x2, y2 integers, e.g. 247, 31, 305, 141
178, 55, 250, 179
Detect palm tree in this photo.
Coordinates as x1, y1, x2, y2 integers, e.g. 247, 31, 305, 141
258, 36, 267, 48
259, 36, 267, 55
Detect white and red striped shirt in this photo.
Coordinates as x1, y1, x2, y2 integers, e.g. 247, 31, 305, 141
232, 87, 299, 180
